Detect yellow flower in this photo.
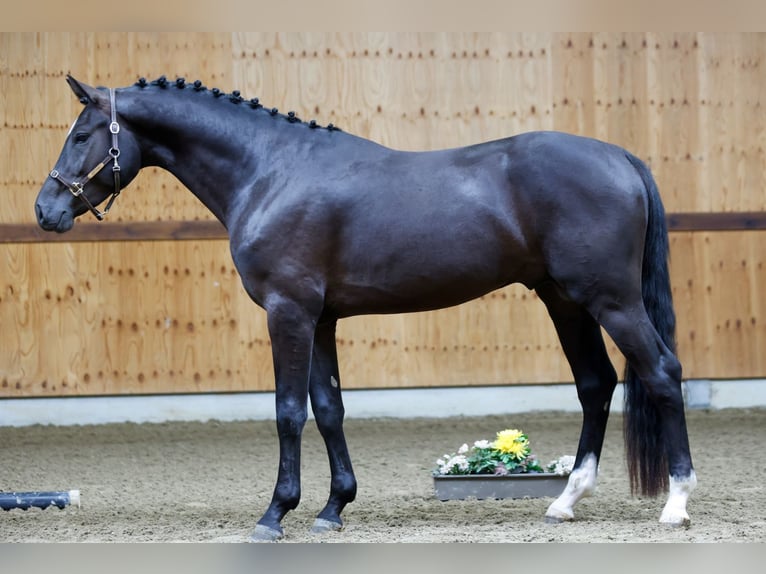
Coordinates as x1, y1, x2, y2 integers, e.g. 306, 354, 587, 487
493, 429, 529, 459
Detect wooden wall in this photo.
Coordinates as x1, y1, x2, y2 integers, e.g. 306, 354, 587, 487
1, 32, 764, 397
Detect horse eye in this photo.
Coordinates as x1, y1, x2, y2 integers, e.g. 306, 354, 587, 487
74, 132, 90, 144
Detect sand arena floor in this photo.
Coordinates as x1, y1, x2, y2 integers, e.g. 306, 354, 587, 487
1, 408, 764, 542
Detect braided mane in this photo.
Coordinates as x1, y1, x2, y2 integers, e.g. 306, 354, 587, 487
134, 75, 339, 131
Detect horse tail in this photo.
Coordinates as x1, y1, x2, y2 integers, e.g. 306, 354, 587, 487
622, 152, 675, 497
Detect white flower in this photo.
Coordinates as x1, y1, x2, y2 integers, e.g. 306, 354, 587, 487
438, 454, 469, 475
451, 455, 469, 472
473, 440, 491, 449
548, 455, 576, 476
458, 443, 469, 454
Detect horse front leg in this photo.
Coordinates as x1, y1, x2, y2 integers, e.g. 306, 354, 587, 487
251, 297, 318, 542
308, 319, 357, 534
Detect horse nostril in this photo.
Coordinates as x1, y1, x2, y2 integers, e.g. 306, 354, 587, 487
35, 203, 44, 223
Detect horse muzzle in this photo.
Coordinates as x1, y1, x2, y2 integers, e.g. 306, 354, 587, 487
35, 202, 75, 233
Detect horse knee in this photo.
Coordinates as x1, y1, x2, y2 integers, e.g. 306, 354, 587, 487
312, 401, 345, 436
276, 404, 308, 437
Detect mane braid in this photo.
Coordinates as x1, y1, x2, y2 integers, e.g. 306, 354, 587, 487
134, 75, 340, 132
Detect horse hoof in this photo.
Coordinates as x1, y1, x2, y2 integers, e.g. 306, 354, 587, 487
311, 518, 343, 534
660, 516, 691, 529
544, 504, 574, 524
249, 524, 284, 542
544, 515, 566, 524
659, 507, 691, 528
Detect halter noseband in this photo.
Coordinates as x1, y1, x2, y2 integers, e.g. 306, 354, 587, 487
48, 88, 122, 221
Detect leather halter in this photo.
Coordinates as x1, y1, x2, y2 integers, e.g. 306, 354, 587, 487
48, 88, 122, 221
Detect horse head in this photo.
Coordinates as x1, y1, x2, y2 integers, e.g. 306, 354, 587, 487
35, 75, 141, 232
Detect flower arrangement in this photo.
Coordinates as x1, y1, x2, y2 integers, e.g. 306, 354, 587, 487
433, 428, 575, 477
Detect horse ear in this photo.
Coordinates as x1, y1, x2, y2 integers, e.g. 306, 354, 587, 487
66, 74, 104, 106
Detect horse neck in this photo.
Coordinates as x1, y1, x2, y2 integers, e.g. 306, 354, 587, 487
121, 88, 277, 226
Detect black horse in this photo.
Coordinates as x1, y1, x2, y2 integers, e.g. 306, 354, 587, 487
35, 75, 696, 540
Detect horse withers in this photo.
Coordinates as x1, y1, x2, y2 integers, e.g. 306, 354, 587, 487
35, 75, 696, 540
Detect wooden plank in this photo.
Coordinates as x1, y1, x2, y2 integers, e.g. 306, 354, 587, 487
666, 212, 766, 231
2, 213, 765, 244
0, 220, 228, 243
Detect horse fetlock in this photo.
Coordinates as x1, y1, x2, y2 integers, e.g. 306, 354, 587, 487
543, 453, 599, 523
331, 475, 358, 502
569, 453, 599, 495
659, 471, 696, 527
567, 474, 596, 497
317, 489, 354, 527
275, 490, 301, 512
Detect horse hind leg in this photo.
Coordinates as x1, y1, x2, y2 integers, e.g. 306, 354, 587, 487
308, 320, 357, 535
536, 282, 618, 523
594, 300, 696, 527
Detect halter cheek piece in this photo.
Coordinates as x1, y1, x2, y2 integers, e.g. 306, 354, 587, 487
48, 88, 122, 221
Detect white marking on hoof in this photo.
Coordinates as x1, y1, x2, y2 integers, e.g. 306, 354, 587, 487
250, 524, 284, 542
545, 453, 598, 523
311, 518, 343, 534
659, 471, 697, 527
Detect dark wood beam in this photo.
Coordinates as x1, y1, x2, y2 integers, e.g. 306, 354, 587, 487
666, 212, 766, 231
0, 220, 228, 243
1, 212, 765, 244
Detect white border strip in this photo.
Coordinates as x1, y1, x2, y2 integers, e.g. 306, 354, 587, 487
1, 379, 764, 427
